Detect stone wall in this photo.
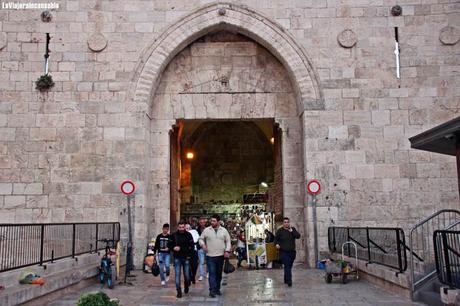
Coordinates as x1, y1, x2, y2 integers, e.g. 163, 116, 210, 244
0, 1, 458, 265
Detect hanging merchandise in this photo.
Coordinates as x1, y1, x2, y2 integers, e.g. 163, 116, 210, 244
245, 212, 274, 269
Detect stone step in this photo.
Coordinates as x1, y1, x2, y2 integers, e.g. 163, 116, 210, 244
418, 291, 443, 306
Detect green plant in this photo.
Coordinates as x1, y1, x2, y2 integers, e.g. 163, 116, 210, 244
76, 291, 120, 306
35, 74, 55, 91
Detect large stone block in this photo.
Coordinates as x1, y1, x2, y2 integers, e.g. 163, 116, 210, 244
26, 195, 48, 208
0, 183, 13, 195
103, 127, 125, 141
4, 195, 25, 208
13, 183, 43, 195
29, 128, 57, 141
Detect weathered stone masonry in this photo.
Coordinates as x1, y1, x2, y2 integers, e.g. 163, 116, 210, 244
0, 1, 458, 265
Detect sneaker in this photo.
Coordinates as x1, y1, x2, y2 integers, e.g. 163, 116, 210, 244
166, 276, 170, 282
209, 292, 216, 298
198, 276, 203, 281
177, 290, 182, 298
161, 280, 166, 286
184, 286, 189, 294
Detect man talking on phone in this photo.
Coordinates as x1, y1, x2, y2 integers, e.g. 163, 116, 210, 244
274, 217, 300, 287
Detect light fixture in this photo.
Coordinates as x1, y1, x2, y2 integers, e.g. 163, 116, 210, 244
186, 152, 194, 160
260, 182, 268, 188
270, 137, 274, 144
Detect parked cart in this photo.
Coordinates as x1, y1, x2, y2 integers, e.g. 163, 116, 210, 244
325, 241, 359, 284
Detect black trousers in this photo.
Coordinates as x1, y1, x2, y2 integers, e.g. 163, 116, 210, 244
189, 250, 198, 282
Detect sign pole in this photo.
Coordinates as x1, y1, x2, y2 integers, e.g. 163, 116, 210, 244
307, 179, 321, 267
120, 180, 136, 285
124, 194, 133, 284
312, 195, 319, 265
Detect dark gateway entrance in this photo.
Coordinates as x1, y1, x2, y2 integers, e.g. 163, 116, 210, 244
169, 119, 283, 231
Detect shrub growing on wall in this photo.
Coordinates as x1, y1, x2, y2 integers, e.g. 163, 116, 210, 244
35, 74, 55, 91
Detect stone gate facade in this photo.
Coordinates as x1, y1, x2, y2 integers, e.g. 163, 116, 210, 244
0, 1, 459, 265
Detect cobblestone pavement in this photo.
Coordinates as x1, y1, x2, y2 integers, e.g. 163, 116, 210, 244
48, 266, 425, 306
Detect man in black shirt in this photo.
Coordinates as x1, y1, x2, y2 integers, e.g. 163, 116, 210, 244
274, 217, 300, 287
169, 221, 195, 298
153, 223, 171, 286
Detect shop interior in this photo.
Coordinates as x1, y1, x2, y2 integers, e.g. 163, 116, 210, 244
169, 119, 283, 267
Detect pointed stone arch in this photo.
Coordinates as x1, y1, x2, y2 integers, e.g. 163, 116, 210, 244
127, 1, 323, 115
128, 2, 323, 265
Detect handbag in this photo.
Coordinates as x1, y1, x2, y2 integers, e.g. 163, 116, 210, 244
151, 262, 160, 276
223, 258, 235, 274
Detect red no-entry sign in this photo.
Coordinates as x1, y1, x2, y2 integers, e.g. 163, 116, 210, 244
307, 179, 321, 195
120, 180, 136, 195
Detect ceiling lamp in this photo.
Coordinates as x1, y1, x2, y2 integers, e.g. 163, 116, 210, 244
186, 152, 194, 160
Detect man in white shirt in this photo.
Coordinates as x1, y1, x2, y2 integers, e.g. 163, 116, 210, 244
198, 214, 231, 298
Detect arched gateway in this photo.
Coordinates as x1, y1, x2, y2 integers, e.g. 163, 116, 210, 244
127, 2, 323, 265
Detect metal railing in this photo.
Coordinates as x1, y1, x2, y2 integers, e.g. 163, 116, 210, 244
328, 226, 407, 273
409, 209, 460, 298
434, 230, 460, 289
0, 222, 120, 272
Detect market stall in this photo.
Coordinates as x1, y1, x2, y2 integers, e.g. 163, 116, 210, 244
245, 212, 277, 268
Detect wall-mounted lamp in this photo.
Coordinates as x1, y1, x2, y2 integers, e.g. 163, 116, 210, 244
186, 152, 194, 160
270, 137, 274, 144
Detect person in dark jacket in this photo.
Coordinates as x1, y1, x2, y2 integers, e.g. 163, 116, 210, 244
264, 229, 275, 243
169, 221, 195, 298
153, 223, 171, 286
274, 217, 300, 287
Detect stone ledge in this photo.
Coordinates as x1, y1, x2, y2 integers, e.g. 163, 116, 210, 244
0, 253, 102, 306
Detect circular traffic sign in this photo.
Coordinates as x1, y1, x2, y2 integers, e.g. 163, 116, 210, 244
307, 179, 321, 195
120, 180, 135, 195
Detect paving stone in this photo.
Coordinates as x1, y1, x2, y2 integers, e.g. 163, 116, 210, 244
48, 267, 424, 306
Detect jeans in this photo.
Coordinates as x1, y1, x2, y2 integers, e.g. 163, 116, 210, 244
280, 250, 296, 284
198, 249, 206, 277
158, 252, 170, 282
236, 247, 246, 266
206, 255, 224, 294
174, 257, 190, 291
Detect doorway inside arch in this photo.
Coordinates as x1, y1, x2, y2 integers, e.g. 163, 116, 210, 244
169, 119, 283, 235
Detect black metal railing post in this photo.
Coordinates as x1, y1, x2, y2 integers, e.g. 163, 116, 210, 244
366, 227, 371, 262
346, 228, 351, 257
71, 224, 76, 258
332, 227, 336, 252
400, 232, 408, 272
95, 223, 99, 251
396, 229, 403, 273
442, 232, 452, 284
39, 224, 44, 266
